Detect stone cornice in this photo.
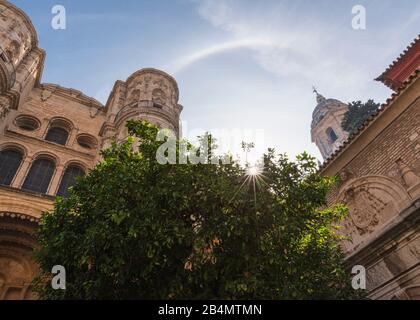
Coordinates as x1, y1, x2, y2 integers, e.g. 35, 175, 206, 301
4, 129, 96, 161
0, 184, 55, 203
39, 83, 105, 110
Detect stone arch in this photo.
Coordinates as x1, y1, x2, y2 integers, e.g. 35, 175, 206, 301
0, 141, 28, 158
46, 116, 74, 132
0, 214, 39, 300
30, 151, 60, 166
62, 159, 88, 172
337, 175, 411, 252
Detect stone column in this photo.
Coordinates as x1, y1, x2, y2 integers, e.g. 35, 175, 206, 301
11, 155, 33, 188
48, 163, 64, 196
67, 126, 79, 147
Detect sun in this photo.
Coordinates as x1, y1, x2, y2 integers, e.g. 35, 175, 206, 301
246, 166, 262, 176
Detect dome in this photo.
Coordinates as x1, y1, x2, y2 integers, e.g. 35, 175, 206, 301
0, 1, 38, 92
124, 68, 180, 107
311, 90, 347, 128
0, 1, 38, 62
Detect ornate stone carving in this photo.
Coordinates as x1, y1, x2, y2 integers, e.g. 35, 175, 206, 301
40, 88, 52, 101
0, 95, 10, 118
152, 88, 166, 105
339, 169, 354, 184
338, 175, 411, 253
127, 88, 140, 104
343, 186, 385, 235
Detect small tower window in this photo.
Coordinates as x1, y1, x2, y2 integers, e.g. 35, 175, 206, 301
326, 127, 338, 143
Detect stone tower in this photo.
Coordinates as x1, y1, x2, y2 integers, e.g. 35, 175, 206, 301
0, 0, 44, 122
100, 68, 183, 150
310, 89, 349, 159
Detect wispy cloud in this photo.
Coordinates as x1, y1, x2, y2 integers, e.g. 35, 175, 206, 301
170, 38, 276, 74
171, 0, 405, 160
172, 0, 379, 99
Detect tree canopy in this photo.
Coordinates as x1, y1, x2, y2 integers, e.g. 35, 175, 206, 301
341, 99, 380, 135
34, 120, 361, 299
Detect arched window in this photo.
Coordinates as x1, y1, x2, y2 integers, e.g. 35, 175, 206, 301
326, 127, 338, 143
0, 149, 23, 186
45, 127, 69, 145
22, 158, 55, 194
76, 134, 97, 149
15, 115, 40, 131
57, 165, 85, 197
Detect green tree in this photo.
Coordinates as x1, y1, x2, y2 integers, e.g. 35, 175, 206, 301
341, 100, 380, 135
34, 120, 361, 299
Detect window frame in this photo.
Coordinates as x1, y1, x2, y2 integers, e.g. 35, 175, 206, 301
326, 127, 338, 143
21, 156, 56, 194
45, 126, 70, 145
0, 147, 24, 186
56, 164, 85, 197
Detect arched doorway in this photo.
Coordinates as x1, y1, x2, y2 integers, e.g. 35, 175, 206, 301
0, 213, 39, 300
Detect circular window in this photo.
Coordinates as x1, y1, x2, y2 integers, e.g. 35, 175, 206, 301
77, 134, 97, 149
15, 115, 40, 131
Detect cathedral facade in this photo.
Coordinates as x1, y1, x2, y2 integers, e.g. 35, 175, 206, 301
311, 36, 420, 299
0, 0, 182, 299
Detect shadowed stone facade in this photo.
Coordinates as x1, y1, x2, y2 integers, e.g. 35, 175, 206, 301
315, 36, 420, 299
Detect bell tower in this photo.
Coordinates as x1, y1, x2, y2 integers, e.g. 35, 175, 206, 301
99, 68, 183, 150
310, 88, 349, 159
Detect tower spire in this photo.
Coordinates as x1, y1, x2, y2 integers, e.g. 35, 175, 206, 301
312, 86, 326, 104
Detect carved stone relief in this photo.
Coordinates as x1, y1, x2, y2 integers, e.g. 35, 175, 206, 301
124, 71, 177, 109
343, 186, 385, 235
338, 175, 411, 252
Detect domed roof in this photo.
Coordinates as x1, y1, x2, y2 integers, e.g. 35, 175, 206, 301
125, 68, 179, 102
311, 89, 347, 128
0, 1, 38, 47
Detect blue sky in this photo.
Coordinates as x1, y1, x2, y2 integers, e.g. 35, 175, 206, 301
11, 0, 420, 161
